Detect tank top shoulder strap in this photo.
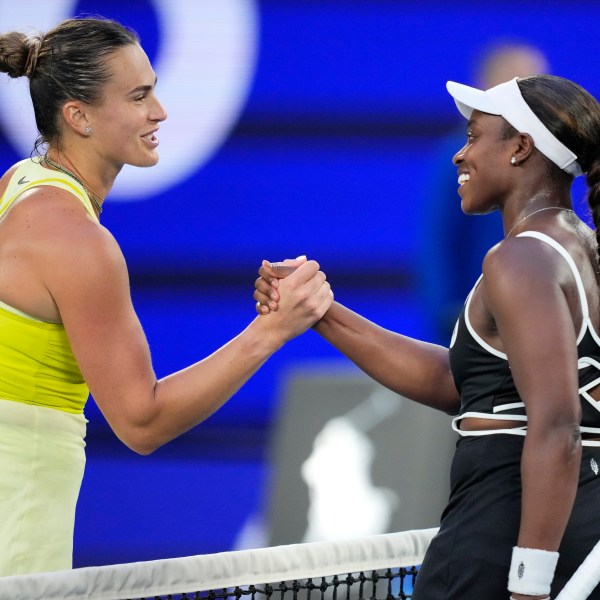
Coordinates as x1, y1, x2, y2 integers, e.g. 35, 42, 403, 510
516, 230, 588, 341
0, 158, 99, 222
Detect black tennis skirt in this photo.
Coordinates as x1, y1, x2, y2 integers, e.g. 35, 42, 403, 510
412, 434, 600, 599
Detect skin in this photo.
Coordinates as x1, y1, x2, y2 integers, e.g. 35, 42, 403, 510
0, 42, 333, 455
255, 110, 600, 599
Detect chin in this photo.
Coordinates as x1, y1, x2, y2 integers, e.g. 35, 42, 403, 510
460, 199, 474, 215
130, 154, 160, 168
462, 203, 497, 216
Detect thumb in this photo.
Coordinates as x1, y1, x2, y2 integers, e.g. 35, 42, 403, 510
270, 255, 307, 277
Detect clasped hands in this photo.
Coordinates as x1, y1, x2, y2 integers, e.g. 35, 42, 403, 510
254, 256, 311, 315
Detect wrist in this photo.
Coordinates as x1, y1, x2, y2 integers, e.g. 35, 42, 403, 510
311, 300, 336, 333
248, 315, 286, 354
508, 546, 558, 597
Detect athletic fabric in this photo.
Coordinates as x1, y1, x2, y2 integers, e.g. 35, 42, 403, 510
0, 157, 97, 414
449, 231, 600, 444
0, 157, 97, 574
414, 231, 600, 598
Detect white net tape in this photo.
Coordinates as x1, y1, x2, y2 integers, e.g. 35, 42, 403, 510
0, 528, 438, 600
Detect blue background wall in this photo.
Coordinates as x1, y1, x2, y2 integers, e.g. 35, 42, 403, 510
0, 0, 598, 567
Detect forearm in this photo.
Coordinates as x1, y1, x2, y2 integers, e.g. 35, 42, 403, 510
314, 301, 460, 413
508, 426, 580, 600
518, 424, 581, 550
87, 260, 331, 453
116, 316, 282, 453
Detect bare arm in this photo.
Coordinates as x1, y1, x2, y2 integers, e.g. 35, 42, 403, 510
32, 194, 332, 454
314, 301, 460, 413
256, 261, 460, 413
482, 238, 581, 554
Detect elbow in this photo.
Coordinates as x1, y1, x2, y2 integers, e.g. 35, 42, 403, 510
128, 441, 159, 456
115, 426, 167, 456
528, 415, 582, 451
441, 394, 461, 416
442, 393, 462, 416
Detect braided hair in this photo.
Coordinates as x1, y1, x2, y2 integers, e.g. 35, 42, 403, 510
518, 75, 600, 265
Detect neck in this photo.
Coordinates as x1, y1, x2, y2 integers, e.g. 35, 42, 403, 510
44, 151, 110, 217
46, 146, 119, 203
502, 174, 572, 237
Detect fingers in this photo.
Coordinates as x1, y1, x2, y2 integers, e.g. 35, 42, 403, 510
312, 280, 334, 321
260, 256, 308, 282
256, 256, 323, 318
259, 261, 279, 286
255, 301, 269, 315
270, 263, 299, 277
254, 281, 278, 313
281, 269, 330, 315
255, 275, 277, 299
283, 260, 321, 286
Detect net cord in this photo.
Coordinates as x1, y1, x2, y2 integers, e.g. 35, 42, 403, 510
0, 528, 438, 600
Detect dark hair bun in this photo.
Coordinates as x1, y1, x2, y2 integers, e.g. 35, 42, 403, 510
0, 31, 31, 78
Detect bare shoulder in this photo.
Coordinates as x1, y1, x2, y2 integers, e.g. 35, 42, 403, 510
6, 186, 126, 281
483, 234, 565, 284
482, 236, 569, 315
10, 185, 116, 241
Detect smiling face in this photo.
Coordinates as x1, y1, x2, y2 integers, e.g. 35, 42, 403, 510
86, 43, 168, 170
453, 110, 516, 214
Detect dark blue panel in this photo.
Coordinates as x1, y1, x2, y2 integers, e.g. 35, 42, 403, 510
74, 451, 268, 565
247, 1, 600, 119
102, 136, 433, 273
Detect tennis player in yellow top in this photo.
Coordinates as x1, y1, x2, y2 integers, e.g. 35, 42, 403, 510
0, 17, 333, 576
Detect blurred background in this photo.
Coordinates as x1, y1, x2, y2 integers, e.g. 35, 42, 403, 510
0, 0, 598, 568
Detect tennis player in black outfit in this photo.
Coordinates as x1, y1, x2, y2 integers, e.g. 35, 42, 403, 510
255, 75, 600, 599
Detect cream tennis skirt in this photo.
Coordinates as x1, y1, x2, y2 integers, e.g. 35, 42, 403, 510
0, 399, 87, 576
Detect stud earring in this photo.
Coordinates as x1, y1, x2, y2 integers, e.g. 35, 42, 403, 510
511, 156, 517, 165
85, 126, 92, 135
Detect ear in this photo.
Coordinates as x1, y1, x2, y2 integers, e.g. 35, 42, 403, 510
61, 101, 92, 137
511, 132, 535, 166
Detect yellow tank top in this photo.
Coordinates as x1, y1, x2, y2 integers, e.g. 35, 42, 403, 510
0, 158, 99, 414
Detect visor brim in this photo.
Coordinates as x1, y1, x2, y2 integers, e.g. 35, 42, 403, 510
446, 81, 501, 119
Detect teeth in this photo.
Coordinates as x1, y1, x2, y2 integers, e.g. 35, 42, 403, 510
458, 173, 470, 185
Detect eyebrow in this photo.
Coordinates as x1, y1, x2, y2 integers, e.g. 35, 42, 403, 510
127, 76, 158, 96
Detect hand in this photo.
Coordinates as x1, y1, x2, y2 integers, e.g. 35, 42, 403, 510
254, 256, 307, 315
255, 259, 333, 343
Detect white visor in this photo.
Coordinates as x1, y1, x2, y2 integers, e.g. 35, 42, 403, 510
446, 77, 582, 176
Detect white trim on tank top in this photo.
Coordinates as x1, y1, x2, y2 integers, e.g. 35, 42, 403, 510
463, 230, 597, 358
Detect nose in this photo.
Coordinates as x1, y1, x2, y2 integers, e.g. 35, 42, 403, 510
151, 96, 168, 122
452, 142, 467, 166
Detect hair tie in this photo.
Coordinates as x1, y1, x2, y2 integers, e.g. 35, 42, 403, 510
24, 36, 43, 78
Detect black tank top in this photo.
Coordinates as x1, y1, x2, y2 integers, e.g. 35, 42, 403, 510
448, 231, 600, 446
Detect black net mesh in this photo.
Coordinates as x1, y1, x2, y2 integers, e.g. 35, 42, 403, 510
114, 567, 420, 600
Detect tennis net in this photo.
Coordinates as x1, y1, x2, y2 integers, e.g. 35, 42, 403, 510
0, 528, 437, 600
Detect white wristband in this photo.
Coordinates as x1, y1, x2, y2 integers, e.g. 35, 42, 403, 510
508, 546, 559, 596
